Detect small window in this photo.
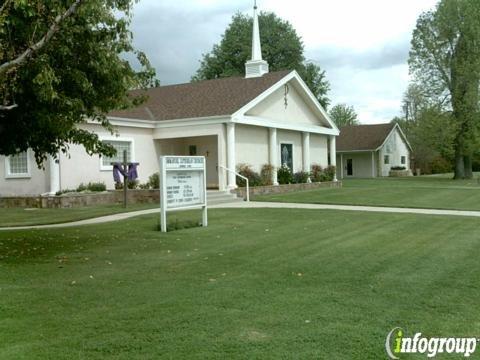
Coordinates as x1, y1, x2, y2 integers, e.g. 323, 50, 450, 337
280, 143, 293, 172
401, 156, 406, 165
102, 140, 132, 167
384, 155, 390, 165
189, 145, 197, 156
6, 151, 30, 178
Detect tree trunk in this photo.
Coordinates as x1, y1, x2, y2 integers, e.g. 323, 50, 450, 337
464, 155, 473, 179
453, 129, 465, 179
454, 154, 465, 179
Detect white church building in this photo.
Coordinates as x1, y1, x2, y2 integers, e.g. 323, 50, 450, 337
0, 5, 339, 196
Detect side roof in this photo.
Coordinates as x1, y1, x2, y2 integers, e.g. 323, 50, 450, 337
337, 123, 405, 152
108, 70, 291, 121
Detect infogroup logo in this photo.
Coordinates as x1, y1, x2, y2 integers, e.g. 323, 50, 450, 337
385, 327, 478, 359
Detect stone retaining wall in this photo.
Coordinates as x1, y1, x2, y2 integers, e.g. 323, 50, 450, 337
233, 181, 342, 198
0, 190, 160, 209
389, 170, 413, 177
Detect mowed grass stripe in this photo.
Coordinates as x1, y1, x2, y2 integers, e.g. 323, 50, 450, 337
256, 176, 480, 211
1, 209, 479, 359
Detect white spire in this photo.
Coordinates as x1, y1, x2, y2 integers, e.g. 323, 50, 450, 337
251, 2, 262, 61
245, 0, 269, 78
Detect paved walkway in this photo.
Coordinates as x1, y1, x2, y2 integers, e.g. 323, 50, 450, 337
1, 202, 480, 231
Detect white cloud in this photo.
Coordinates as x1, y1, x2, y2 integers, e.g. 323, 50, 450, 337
128, 0, 439, 123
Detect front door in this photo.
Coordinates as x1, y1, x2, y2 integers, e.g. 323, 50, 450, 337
346, 159, 353, 176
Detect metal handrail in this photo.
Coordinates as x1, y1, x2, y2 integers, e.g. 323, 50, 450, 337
218, 165, 250, 202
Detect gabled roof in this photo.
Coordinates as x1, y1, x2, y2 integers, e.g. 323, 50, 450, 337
108, 70, 292, 121
337, 123, 397, 152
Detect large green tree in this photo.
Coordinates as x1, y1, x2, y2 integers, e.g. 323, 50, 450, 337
409, 0, 480, 179
328, 103, 359, 127
0, 0, 157, 164
192, 12, 330, 109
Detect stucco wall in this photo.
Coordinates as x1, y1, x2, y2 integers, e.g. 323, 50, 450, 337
235, 124, 269, 172
60, 124, 158, 190
0, 151, 50, 196
235, 125, 328, 174
246, 81, 328, 127
310, 134, 329, 168
379, 128, 410, 176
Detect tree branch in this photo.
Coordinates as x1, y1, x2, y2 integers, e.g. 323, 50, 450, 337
0, 0, 12, 16
0, 104, 18, 111
0, 0, 84, 76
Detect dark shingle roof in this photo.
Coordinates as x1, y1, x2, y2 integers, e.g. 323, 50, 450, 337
337, 123, 396, 151
108, 70, 292, 121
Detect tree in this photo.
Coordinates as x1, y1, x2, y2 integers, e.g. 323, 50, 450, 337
328, 104, 359, 127
0, 0, 158, 164
409, 0, 480, 179
192, 12, 330, 109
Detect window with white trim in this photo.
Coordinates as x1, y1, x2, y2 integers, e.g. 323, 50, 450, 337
101, 140, 132, 167
6, 151, 30, 177
384, 155, 390, 165
401, 156, 406, 165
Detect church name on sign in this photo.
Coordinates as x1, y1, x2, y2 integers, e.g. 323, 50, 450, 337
165, 157, 205, 169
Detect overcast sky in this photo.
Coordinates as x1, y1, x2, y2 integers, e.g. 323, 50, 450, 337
128, 0, 438, 124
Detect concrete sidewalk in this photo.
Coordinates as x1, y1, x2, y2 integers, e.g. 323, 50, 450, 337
1, 202, 479, 231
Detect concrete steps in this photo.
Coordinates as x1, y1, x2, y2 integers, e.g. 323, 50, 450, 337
207, 190, 243, 206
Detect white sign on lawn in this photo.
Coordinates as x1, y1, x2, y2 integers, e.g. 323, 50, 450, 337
159, 156, 207, 232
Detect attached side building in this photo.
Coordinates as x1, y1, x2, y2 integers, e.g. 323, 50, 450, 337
336, 123, 412, 179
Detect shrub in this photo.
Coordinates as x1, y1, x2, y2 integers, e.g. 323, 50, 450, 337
115, 180, 138, 190
236, 163, 262, 187
277, 164, 293, 184
430, 157, 453, 174
138, 183, 151, 190
260, 164, 274, 186
310, 164, 323, 182
76, 183, 88, 192
390, 166, 406, 171
87, 182, 107, 192
148, 172, 160, 189
55, 189, 76, 196
324, 165, 336, 181
293, 171, 310, 184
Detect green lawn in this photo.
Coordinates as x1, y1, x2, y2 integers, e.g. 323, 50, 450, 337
0, 203, 158, 227
1, 208, 479, 359
255, 175, 480, 211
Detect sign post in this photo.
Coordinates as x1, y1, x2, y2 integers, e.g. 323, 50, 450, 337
159, 156, 207, 232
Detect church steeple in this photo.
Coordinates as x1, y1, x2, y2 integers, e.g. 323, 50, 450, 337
245, 1, 269, 78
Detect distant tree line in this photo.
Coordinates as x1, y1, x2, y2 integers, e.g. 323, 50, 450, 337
398, 0, 480, 178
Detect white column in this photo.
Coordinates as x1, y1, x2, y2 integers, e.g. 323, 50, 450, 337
269, 128, 279, 185
226, 123, 236, 189
302, 132, 311, 182
49, 154, 60, 195
340, 153, 344, 179
329, 135, 338, 181
371, 151, 376, 178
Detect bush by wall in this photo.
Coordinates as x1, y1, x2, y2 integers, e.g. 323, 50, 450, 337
323, 165, 336, 182
115, 180, 139, 190
310, 164, 336, 182
310, 164, 323, 182
236, 164, 262, 187
293, 171, 310, 184
277, 164, 293, 184
260, 164, 274, 186
148, 172, 160, 189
